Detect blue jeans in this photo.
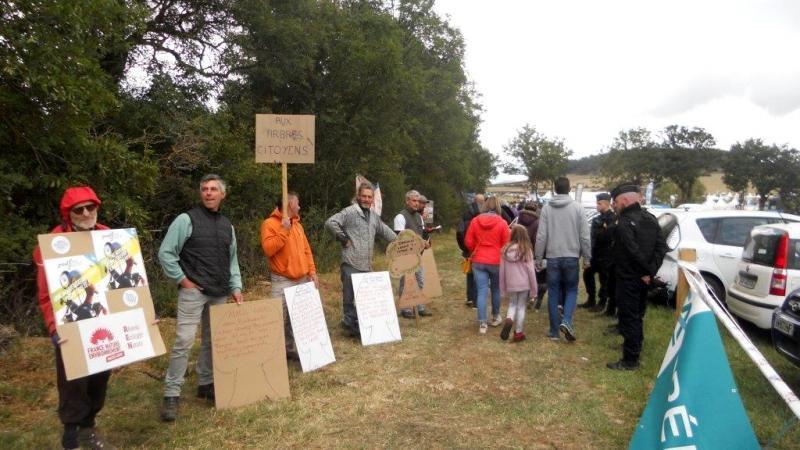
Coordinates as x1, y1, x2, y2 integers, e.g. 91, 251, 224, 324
546, 257, 579, 336
472, 262, 500, 323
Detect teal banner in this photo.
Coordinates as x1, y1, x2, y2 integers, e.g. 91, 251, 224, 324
630, 290, 759, 449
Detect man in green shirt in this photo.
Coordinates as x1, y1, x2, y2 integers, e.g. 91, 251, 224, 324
158, 174, 243, 422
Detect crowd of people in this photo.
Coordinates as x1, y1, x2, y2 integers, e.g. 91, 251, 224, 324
33, 175, 666, 449
456, 176, 667, 372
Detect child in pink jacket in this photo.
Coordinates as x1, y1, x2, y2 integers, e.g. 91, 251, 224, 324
500, 225, 538, 342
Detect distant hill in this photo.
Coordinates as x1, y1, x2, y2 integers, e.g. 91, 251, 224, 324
566, 148, 727, 176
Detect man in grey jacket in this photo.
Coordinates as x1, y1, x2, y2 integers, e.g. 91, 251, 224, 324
326, 182, 397, 336
534, 177, 591, 342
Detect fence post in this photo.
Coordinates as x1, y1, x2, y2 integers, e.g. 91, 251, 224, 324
675, 248, 697, 318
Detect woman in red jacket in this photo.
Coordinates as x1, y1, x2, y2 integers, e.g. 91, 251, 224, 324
465, 196, 511, 334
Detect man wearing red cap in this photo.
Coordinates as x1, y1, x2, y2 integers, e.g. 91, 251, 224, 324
33, 186, 114, 450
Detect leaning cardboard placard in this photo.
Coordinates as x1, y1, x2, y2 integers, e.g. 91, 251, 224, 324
421, 248, 443, 299
352, 272, 402, 346
210, 299, 290, 409
386, 230, 429, 309
37, 229, 165, 380
284, 282, 336, 373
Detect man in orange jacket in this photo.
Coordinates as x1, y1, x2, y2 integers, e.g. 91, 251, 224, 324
261, 191, 318, 360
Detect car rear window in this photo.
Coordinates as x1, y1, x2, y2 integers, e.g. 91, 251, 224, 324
717, 217, 773, 247
741, 228, 800, 269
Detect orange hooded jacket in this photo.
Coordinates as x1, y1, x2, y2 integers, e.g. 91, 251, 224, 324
260, 208, 316, 280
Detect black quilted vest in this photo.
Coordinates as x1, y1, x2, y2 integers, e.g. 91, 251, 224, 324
400, 207, 424, 236
179, 206, 233, 297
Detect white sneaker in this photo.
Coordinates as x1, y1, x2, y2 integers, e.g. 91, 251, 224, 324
479, 322, 488, 334
490, 315, 503, 327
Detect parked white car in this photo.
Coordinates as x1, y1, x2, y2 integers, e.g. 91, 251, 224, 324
654, 210, 800, 304
727, 223, 800, 329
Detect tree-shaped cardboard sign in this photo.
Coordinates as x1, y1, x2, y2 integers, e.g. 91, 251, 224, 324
385, 230, 429, 310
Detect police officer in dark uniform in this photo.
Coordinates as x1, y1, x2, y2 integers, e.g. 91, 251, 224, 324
607, 184, 667, 370
580, 193, 615, 310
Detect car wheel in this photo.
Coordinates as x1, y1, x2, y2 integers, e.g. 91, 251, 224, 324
702, 274, 726, 307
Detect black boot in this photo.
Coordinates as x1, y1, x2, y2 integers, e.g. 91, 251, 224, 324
578, 297, 596, 308
161, 396, 179, 422
197, 383, 215, 401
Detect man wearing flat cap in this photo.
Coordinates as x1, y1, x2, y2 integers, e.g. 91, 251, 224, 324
580, 193, 615, 312
607, 184, 667, 370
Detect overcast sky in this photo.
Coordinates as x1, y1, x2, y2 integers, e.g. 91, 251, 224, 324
433, 0, 800, 168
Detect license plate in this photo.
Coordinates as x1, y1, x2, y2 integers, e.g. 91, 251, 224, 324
775, 315, 794, 336
738, 276, 756, 289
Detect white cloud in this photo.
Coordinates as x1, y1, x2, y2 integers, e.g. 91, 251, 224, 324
435, 0, 800, 158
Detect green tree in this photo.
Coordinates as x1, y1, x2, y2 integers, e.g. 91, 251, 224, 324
600, 128, 663, 187
659, 125, 716, 203
723, 139, 800, 210
503, 125, 572, 195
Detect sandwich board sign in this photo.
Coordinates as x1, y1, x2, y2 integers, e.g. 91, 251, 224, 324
37, 229, 165, 380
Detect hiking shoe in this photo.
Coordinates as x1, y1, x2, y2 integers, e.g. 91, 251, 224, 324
559, 322, 576, 342
78, 427, 114, 450
400, 309, 415, 319
606, 359, 639, 371
479, 322, 488, 334
197, 383, 215, 401
512, 332, 526, 342
490, 315, 503, 327
500, 318, 513, 340
161, 396, 179, 422
417, 308, 432, 317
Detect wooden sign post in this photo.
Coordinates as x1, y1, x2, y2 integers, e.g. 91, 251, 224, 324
675, 248, 697, 318
255, 114, 315, 214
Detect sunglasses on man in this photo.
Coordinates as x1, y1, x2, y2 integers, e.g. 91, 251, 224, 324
71, 204, 98, 215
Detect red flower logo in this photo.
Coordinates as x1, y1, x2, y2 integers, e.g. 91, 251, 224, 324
90, 328, 114, 345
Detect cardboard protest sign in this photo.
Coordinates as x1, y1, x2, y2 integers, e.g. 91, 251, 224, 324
284, 282, 335, 373
386, 230, 425, 278
352, 272, 402, 346
386, 230, 429, 309
255, 114, 315, 164
210, 299, 290, 409
421, 248, 443, 299
37, 229, 165, 380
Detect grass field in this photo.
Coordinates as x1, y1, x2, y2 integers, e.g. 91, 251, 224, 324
2, 232, 800, 449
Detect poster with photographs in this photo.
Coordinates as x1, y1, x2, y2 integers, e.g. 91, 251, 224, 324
37, 229, 165, 380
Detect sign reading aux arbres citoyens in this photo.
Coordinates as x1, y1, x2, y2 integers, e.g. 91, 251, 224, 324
38, 229, 166, 380
255, 114, 315, 164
